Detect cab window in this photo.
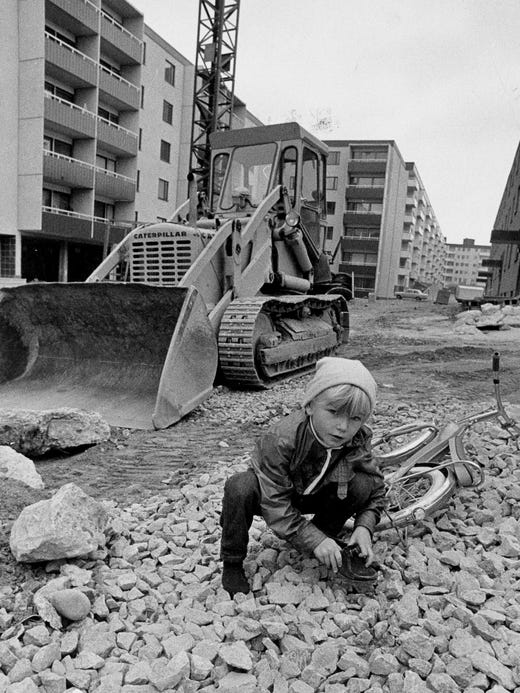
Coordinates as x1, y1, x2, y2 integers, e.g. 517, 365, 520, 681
301, 147, 320, 208
219, 143, 277, 210
280, 146, 297, 207
211, 153, 229, 209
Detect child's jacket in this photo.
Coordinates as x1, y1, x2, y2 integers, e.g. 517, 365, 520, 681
251, 408, 387, 553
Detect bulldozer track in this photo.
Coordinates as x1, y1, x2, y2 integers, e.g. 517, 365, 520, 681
218, 295, 343, 388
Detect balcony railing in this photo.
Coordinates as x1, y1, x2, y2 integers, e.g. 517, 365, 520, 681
45, 32, 98, 86
96, 116, 138, 155
100, 10, 143, 63
43, 150, 95, 188
98, 66, 140, 110
94, 166, 135, 200
48, 0, 98, 32
44, 92, 96, 138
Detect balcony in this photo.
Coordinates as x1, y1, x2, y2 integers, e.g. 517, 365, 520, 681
47, 0, 99, 34
42, 207, 131, 244
346, 185, 384, 200
96, 118, 138, 156
99, 66, 140, 110
44, 92, 96, 139
343, 211, 382, 226
45, 33, 97, 87
43, 150, 94, 188
340, 237, 379, 253
94, 167, 135, 200
100, 11, 142, 64
348, 160, 387, 176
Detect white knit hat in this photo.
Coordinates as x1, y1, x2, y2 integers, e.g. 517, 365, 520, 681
302, 357, 377, 411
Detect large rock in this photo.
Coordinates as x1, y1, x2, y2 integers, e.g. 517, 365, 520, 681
0, 408, 110, 456
9, 483, 108, 562
0, 446, 44, 489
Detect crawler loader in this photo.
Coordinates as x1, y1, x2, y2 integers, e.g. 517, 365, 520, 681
0, 123, 350, 429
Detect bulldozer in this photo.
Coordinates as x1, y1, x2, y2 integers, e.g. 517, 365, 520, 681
0, 122, 351, 429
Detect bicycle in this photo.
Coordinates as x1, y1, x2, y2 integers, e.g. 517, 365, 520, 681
372, 352, 520, 534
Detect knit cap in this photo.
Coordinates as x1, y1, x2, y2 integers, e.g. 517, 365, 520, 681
302, 357, 377, 411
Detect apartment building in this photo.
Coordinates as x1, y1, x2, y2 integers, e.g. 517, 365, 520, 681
443, 238, 490, 289
323, 141, 446, 298
1, 0, 259, 286
485, 142, 520, 298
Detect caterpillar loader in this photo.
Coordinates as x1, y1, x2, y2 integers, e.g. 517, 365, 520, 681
0, 123, 350, 429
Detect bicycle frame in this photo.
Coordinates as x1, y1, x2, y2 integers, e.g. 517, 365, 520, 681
375, 352, 520, 533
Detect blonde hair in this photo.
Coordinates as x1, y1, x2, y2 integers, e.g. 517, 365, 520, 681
313, 384, 372, 421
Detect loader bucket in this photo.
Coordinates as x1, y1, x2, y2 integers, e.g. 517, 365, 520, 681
0, 283, 218, 430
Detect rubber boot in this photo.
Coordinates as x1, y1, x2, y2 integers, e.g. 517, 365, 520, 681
222, 562, 250, 597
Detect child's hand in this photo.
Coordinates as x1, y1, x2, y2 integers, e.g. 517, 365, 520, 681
313, 537, 342, 573
348, 526, 374, 566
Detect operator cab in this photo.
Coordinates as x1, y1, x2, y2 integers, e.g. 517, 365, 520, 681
209, 122, 328, 249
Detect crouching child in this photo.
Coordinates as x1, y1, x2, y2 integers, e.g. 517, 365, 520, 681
219, 356, 387, 596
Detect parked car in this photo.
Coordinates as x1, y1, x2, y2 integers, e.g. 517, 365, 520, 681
395, 288, 428, 301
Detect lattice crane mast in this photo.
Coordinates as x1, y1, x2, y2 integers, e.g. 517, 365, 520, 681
189, 0, 240, 196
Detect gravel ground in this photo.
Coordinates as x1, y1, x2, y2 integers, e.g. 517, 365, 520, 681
2, 299, 520, 692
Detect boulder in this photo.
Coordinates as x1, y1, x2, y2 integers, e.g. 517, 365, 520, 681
10, 483, 108, 562
0, 446, 44, 489
0, 408, 110, 456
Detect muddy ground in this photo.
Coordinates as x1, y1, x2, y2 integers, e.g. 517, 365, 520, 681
2, 298, 520, 590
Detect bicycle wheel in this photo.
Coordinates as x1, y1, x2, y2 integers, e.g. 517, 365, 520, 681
373, 424, 439, 466
377, 465, 457, 531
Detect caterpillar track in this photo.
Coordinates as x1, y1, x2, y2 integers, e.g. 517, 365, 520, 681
218, 295, 345, 387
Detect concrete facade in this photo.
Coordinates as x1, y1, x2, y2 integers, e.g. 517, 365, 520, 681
324, 141, 446, 299
1, 0, 258, 285
486, 142, 520, 299
443, 238, 490, 289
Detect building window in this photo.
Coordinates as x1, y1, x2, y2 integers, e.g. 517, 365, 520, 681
94, 200, 115, 220
164, 60, 176, 86
140, 85, 145, 108
342, 251, 378, 265
44, 81, 74, 102
44, 136, 72, 157
96, 154, 116, 172
160, 140, 171, 163
326, 177, 338, 190
158, 178, 169, 201
139, 128, 142, 150
326, 201, 336, 215
349, 175, 385, 186
347, 201, 383, 213
351, 149, 387, 160
0, 235, 16, 277
100, 58, 121, 76
42, 188, 71, 211
328, 151, 340, 166
325, 226, 334, 241
142, 41, 146, 65
163, 100, 173, 124
45, 25, 76, 47
344, 227, 380, 239
98, 107, 119, 125
136, 170, 140, 192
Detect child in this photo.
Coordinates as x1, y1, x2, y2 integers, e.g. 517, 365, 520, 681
219, 356, 387, 596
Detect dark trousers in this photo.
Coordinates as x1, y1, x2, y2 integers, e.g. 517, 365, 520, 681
220, 468, 372, 563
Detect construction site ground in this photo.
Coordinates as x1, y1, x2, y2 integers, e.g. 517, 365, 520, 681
2, 297, 520, 588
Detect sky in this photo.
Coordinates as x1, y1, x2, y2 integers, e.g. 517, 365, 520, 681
131, 0, 520, 245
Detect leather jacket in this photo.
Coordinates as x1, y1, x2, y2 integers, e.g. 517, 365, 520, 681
251, 408, 387, 553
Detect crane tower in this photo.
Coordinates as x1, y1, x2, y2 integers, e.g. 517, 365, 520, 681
190, 0, 240, 194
